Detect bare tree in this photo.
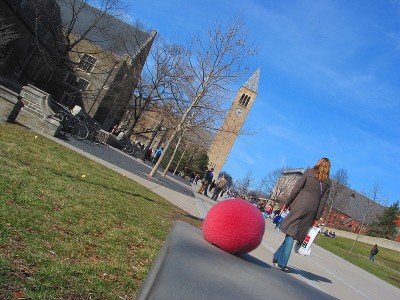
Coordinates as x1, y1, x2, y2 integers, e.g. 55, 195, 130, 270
349, 181, 383, 253
123, 37, 178, 137
233, 171, 253, 197
0, 14, 21, 51
259, 166, 292, 206
148, 16, 255, 177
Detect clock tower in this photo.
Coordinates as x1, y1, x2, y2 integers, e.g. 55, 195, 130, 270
207, 68, 260, 178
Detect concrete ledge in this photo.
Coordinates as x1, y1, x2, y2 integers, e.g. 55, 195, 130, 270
137, 221, 336, 300
0, 85, 23, 123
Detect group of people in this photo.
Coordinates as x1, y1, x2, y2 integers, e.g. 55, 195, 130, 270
322, 230, 336, 238
197, 168, 228, 200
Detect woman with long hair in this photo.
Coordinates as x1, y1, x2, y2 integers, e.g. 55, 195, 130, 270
272, 158, 332, 271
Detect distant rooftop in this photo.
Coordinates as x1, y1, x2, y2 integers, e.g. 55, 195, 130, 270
58, 0, 155, 57
282, 168, 305, 175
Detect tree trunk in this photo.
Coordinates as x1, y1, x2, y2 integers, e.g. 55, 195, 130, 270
141, 124, 161, 162
173, 147, 187, 175
149, 129, 178, 177
163, 132, 184, 176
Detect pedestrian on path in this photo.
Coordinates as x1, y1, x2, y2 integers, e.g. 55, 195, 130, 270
152, 147, 163, 165
273, 157, 332, 271
198, 168, 214, 195
211, 175, 227, 201
275, 208, 289, 231
370, 244, 379, 261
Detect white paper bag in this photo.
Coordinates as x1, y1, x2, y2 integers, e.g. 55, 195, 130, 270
298, 226, 320, 256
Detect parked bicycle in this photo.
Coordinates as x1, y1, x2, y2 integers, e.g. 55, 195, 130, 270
119, 139, 142, 157
83, 117, 102, 144
53, 109, 89, 140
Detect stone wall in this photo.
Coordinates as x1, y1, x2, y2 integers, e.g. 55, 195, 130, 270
0, 85, 23, 123
15, 85, 61, 136
0, 82, 61, 136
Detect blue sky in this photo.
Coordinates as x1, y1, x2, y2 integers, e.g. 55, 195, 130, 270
126, 0, 400, 205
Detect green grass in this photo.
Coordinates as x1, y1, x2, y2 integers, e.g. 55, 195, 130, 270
314, 234, 400, 288
0, 123, 202, 300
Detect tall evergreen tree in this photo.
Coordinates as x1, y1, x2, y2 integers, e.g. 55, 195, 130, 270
367, 201, 399, 240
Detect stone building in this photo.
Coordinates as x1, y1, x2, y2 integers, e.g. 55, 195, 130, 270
126, 101, 214, 155
271, 168, 305, 206
1, 0, 156, 130
126, 103, 176, 150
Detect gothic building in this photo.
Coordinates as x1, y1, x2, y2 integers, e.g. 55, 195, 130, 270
0, 0, 156, 130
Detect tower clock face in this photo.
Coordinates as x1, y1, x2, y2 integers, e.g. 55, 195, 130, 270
235, 108, 243, 117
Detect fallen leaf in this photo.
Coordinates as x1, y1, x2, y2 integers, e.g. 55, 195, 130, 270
11, 291, 31, 299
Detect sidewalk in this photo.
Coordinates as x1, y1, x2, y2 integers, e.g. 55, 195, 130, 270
41, 133, 399, 299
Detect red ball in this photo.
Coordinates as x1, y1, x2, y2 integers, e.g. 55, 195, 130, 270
202, 199, 265, 254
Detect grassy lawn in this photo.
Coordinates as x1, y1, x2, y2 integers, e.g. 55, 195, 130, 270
314, 234, 400, 288
0, 123, 202, 300
1, 123, 399, 299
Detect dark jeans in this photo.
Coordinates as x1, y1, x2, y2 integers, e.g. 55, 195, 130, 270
211, 187, 223, 200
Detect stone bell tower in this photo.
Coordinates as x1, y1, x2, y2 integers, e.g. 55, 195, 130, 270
207, 68, 260, 178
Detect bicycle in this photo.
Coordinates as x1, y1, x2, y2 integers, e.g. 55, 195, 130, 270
121, 140, 135, 155
53, 109, 89, 140
86, 120, 102, 144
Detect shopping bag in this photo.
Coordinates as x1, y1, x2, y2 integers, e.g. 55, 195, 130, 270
298, 226, 320, 256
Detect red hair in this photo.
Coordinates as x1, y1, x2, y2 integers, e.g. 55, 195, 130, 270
312, 157, 331, 182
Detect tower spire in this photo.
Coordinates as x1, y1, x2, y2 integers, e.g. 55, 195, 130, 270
243, 68, 260, 94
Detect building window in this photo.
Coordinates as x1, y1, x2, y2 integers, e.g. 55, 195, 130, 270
60, 92, 77, 106
239, 94, 246, 105
78, 54, 97, 73
64, 72, 90, 91
239, 93, 251, 107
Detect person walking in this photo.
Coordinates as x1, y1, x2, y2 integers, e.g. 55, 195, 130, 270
275, 208, 289, 231
370, 244, 379, 262
273, 157, 332, 271
198, 168, 214, 195
211, 175, 227, 201
152, 147, 163, 165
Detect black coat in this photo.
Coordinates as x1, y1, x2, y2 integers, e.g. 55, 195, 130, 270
280, 168, 331, 241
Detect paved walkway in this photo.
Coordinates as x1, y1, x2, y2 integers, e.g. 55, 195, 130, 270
43, 134, 399, 300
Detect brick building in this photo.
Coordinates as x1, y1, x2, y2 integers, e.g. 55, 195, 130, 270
321, 184, 384, 234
